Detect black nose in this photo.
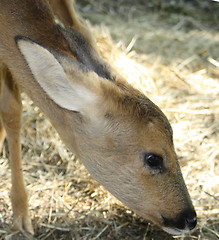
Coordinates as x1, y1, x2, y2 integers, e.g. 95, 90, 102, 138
184, 211, 197, 230
163, 209, 197, 231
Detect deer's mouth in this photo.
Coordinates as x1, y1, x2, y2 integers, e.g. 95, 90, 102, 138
162, 226, 191, 235
161, 209, 197, 235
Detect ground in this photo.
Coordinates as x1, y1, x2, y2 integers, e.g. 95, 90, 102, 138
0, 1, 218, 239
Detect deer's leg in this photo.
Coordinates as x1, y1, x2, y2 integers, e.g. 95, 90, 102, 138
0, 67, 33, 234
0, 70, 6, 152
0, 120, 6, 152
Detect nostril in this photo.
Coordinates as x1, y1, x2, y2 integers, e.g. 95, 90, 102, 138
186, 215, 197, 230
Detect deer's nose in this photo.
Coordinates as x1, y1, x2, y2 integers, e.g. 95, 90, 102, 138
185, 211, 197, 230
162, 209, 197, 231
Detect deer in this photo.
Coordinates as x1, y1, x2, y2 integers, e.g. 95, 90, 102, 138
0, 0, 197, 236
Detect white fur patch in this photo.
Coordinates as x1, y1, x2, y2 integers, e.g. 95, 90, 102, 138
162, 226, 190, 235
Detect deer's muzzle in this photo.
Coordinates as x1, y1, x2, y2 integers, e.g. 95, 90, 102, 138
162, 209, 197, 235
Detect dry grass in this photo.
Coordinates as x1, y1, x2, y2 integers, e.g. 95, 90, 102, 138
0, 1, 218, 239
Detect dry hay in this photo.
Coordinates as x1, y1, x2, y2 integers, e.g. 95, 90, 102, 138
0, 1, 218, 240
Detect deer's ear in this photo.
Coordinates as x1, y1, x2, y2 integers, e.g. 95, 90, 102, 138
16, 37, 100, 117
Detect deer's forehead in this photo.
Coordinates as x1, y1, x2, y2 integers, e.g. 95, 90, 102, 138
105, 89, 172, 136
105, 101, 173, 139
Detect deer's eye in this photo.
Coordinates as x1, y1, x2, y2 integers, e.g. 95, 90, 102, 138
144, 153, 163, 170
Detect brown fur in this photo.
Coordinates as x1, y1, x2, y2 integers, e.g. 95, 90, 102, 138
0, 0, 196, 235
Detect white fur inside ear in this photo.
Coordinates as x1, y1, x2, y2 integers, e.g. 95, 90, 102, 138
17, 39, 98, 115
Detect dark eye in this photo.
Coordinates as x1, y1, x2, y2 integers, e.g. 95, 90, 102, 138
144, 154, 163, 170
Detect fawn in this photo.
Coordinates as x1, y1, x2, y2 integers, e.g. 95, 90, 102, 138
0, 0, 196, 235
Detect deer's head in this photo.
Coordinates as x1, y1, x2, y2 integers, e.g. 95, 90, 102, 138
17, 37, 197, 235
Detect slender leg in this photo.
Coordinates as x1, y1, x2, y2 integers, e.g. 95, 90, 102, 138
0, 116, 6, 153
0, 70, 6, 153
0, 67, 33, 234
